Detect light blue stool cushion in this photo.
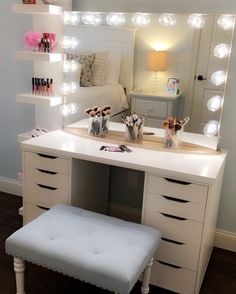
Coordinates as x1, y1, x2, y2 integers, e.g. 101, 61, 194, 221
6, 204, 161, 294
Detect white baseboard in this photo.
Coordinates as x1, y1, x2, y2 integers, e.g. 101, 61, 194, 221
215, 229, 236, 252
108, 202, 141, 223
0, 177, 22, 197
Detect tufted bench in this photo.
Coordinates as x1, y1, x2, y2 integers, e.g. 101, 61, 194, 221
6, 204, 161, 294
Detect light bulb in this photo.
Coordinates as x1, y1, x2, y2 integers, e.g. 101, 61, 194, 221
132, 13, 151, 27
214, 43, 231, 59
82, 12, 103, 26
68, 103, 79, 114
63, 11, 80, 26
203, 120, 219, 136
207, 95, 223, 112
70, 81, 79, 93
106, 12, 126, 27
211, 70, 227, 86
60, 36, 79, 50
60, 82, 71, 95
187, 14, 206, 29
217, 15, 235, 31
158, 13, 177, 27
61, 60, 79, 73
59, 104, 71, 117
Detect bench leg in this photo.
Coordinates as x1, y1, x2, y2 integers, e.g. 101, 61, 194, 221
141, 257, 153, 294
14, 257, 25, 294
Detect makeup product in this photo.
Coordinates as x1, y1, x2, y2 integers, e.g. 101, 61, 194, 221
49, 78, 53, 95
32, 77, 35, 94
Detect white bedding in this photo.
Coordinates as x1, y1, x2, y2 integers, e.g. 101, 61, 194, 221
66, 84, 129, 124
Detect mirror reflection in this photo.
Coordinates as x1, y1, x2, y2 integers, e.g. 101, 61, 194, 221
63, 12, 235, 139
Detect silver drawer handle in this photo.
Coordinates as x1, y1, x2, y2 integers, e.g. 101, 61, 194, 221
161, 195, 189, 203
37, 184, 57, 191
164, 177, 191, 185
158, 260, 181, 269
161, 237, 185, 245
37, 153, 57, 159
37, 169, 57, 175
161, 212, 187, 221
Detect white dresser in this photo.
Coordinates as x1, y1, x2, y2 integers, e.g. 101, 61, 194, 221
20, 121, 226, 294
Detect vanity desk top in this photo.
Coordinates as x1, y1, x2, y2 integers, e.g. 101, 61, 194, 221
21, 120, 226, 185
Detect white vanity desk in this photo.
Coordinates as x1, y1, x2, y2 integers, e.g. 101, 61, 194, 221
21, 120, 226, 294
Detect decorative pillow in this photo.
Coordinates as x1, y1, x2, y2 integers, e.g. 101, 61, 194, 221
104, 52, 121, 85
93, 52, 108, 86
67, 53, 95, 87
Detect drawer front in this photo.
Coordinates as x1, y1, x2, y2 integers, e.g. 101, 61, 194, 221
132, 98, 168, 118
25, 167, 69, 190
24, 203, 49, 224
144, 210, 203, 246
146, 192, 205, 222
155, 238, 200, 271
147, 175, 208, 204
24, 151, 69, 175
24, 182, 69, 208
151, 260, 196, 294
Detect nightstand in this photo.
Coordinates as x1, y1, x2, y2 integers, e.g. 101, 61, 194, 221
128, 91, 182, 128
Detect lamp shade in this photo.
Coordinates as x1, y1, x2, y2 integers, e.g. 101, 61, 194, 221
146, 50, 168, 71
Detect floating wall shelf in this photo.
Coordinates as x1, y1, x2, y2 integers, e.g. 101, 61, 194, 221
12, 4, 62, 15
16, 93, 62, 107
15, 51, 62, 62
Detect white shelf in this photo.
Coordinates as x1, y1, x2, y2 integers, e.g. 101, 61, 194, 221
12, 4, 62, 15
17, 132, 32, 143
16, 93, 62, 107
15, 51, 62, 63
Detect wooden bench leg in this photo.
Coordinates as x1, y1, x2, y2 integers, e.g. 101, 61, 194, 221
141, 257, 153, 294
14, 257, 25, 294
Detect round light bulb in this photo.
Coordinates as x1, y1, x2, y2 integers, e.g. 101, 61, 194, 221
59, 104, 71, 117
59, 82, 71, 95
106, 12, 126, 27
61, 60, 79, 73
70, 81, 79, 93
82, 12, 103, 26
132, 13, 151, 27
68, 103, 79, 114
63, 11, 80, 26
60, 36, 79, 50
158, 13, 177, 27
207, 95, 223, 112
214, 43, 231, 59
187, 14, 206, 29
203, 120, 219, 137
211, 70, 227, 86
217, 15, 235, 31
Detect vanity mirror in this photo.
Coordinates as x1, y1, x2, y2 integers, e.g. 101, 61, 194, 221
61, 10, 235, 150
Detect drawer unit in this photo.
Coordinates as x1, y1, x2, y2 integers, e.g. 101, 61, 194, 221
24, 151, 69, 175
132, 98, 168, 119
151, 260, 197, 294
24, 203, 49, 224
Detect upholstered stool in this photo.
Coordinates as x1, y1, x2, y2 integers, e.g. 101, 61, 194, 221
6, 204, 161, 294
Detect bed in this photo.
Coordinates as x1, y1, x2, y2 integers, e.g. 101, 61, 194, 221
63, 26, 136, 125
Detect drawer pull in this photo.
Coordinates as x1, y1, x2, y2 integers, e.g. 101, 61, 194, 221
161, 195, 189, 203
36, 205, 49, 211
37, 184, 57, 191
161, 212, 187, 221
37, 153, 57, 159
37, 169, 57, 175
161, 237, 185, 245
164, 178, 191, 185
158, 260, 181, 269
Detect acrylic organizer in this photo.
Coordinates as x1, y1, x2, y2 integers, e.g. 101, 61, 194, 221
123, 113, 145, 143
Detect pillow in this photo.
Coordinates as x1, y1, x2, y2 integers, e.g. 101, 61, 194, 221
67, 53, 95, 87
93, 52, 108, 86
104, 52, 121, 85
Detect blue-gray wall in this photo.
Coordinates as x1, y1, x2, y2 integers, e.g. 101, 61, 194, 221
0, 0, 34, 180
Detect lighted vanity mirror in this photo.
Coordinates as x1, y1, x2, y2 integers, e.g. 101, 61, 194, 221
62, 12, 235, 150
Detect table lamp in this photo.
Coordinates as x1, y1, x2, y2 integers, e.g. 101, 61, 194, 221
146, 50, 168, 91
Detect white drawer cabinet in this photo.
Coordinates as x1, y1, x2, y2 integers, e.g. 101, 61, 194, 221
142, 173, 210, 294
23, 151, 70, 224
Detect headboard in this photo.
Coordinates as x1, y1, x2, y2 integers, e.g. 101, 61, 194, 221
65, 25, 136, 91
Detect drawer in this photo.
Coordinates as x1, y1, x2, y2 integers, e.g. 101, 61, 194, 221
24, 182, 69, 208
24, 202, 49, 224
155, 238, 200, 271
132, 98, 168, 118
147, 175, 208, 204
150, 260, 196, 294
24, 151, 69, 175
144, 210, 203, 247
145, 192, 205, 222
24, 167, 69, 190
